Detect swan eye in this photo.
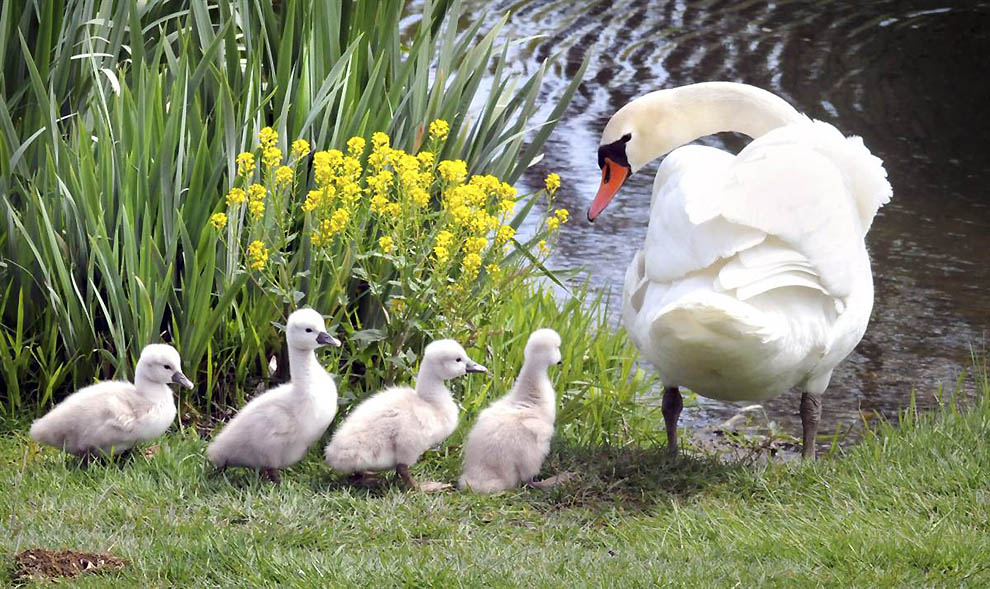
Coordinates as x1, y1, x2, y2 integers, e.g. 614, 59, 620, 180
305, 328, 313, 333
163, 364, 172, 371
455, 358, 462, 362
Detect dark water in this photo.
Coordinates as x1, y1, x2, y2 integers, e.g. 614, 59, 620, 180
460, 0, 990, 442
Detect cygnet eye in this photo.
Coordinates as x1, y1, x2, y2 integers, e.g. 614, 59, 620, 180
163, 364, 172, 371
455, 358, 462, 362
305, 328, 313, 333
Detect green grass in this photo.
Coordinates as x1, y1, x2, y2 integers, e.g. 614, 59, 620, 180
3, 366, 988, 586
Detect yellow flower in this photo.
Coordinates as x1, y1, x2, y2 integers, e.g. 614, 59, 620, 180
339, 181, 361, 204
209, 213, 227, 230
546, 217, 560, 232
495, 225, 515, 246
437, 159, 467, 185
462, 252, 482, 277
486, 263, 501, 277
388, 298, 406, 314
385, 202, 401, 217
263, 146, 283, 168
302, 186, 334, 212
236, 152, 255, 176
555, 208, 570, 224
248, 198, 265, 220
370, 194, 389, 215
429, 119, 450, 141
247, 184, 266, 202
435, 230, 454, 248
258, 127, 278, 149
433, 244, 450, 264
538, 239, 549, 254
247, 240, 269, 271
226, 187, 246, 206
378, 235, 395, 253
465, 236, 488, 253
347, 136, 366, 158
417, 151, 435, 169
498, 182, 517, 200
410, 188, 430, 208
275, 165, 294, 187
499, 199, 516, 216
371, 131, 390, 152
291, 139, 311, 159
328, 207, 350, 234
544, 172, 561, 194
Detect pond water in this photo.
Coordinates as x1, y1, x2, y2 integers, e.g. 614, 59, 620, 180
457, 0, 990, 443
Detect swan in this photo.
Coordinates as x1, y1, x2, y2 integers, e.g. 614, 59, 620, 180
207, 308, 340, 483
459, 329, 563, 493
30, 344, 193, 463
325, 339, 487, 491
588, 82, 891, 458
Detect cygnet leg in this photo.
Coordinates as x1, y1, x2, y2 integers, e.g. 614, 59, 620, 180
396, 463, 450, 492
527, 472, 579, 489
662, 386, 683, 456
260, 467, 281, 485
800, 392, 822, 460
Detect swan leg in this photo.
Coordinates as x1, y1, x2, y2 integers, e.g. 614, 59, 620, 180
260, 467, 281, 485
396, 463, 418, 489
350, 472, 383, 487
800, 392, 822, 460
662, 386, 683, 455
396, 463, 451, 492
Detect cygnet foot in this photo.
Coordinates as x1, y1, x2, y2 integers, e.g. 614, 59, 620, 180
527, 471, 579, 490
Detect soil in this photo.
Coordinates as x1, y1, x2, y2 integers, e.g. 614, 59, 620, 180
13, 548, 126, 581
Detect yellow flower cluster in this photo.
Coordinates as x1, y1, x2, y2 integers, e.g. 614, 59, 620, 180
291, 139, 311, 159
429, 119, 450, 141
236, 152, 255, 177
226, 187, 246, 206
437, 159, 467, 185
347, 136, 365, 158
209, 213, 227, 230
247, 184, 266, 221
275, 165, 294, 187
379, 235, 395, 253
247, 240, 269, 270
259, 127, 278, 149
545, 172, 561, 195
546, 207, 570, 232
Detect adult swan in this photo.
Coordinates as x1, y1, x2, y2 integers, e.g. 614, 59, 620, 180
589, 83, 891, 458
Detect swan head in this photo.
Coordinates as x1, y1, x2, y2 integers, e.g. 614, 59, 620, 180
137, 344, 193, 389
286, 308, 340, 351
524, 328, 562, 368
421, 339, 487, 381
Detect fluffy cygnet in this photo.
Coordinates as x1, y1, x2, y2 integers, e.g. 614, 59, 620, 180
459, 329, 565, 493
30, 344, 192, 463
207, 308, 340, 483
325, 339, 486, 491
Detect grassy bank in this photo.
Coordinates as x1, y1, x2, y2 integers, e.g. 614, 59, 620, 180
2, 366, 987, 586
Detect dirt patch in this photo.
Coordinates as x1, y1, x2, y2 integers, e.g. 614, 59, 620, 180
14, 548, 126, 581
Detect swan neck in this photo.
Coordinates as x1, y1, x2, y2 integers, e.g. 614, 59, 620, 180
415, 368, 449, 400
633, 83, 804, 169
511, 361, 553, 406
133, 371, 172, 400
288, 346, 320, 394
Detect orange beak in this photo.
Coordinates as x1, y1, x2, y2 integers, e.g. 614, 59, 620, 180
587, 157, 629, 222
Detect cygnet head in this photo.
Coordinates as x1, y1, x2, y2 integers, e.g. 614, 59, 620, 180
137, 344, 193, 388
421, 339, 487, 381
524, 328, 562, 368
286, 308, 341, 351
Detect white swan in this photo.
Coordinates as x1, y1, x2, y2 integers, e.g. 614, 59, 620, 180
30, 344, 193, 463
324, 339, 487, 491
459, 329, 561, 494
207, 308, 340, 483
588, 82, 891, 458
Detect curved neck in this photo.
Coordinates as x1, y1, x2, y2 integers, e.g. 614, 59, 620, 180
415, 366, 450, 400
510, 360, 554, 416
627, 83, 806, 170
288, 346, 321, 394
133, 369, 172, 400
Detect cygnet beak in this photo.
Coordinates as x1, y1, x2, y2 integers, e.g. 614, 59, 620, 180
171, 371, 194, 389
316, 332, 341, 347
465, 360, 488, 374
